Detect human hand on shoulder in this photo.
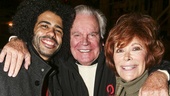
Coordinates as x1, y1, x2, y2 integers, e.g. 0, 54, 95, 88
0, 36, 31, 77
139, 71, 169, 96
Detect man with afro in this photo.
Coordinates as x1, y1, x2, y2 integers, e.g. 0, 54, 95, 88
0, 0, 75, 96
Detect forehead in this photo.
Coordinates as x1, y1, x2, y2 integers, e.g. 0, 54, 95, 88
37, 11, 62, 25
71, 13, 99, 33
116, 36, 145, 48
130, 37, 144, 44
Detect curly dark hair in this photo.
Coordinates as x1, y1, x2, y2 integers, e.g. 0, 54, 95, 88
10, 0, 75, 60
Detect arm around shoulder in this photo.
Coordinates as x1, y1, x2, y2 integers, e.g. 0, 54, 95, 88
0, 37, 31, 77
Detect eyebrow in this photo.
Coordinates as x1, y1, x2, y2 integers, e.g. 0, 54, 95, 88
91, 32, 99, 34
132, 43, 143, 47
38, 21, 63, 30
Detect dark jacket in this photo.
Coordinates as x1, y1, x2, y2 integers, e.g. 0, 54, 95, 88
57, 51, 116, 96
0, 45, 61, 96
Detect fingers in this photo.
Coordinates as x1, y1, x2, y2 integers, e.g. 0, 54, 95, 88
3, 51, 12, 72
139, 71, 169, 96
4, 50, 21, 77
11, 52, 24, 77
8, 51, 19, 77
12, 50, 31, 77
138, 88, 142, 96
2, 47, 27, 77
1, 38, 31, 77
0, 48, 7, 63
139, 89, 168, 96
24, 52, 31, 70
139, 88, 154, 96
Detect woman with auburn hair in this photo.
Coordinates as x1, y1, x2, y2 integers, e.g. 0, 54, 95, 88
105, 13, 168, 96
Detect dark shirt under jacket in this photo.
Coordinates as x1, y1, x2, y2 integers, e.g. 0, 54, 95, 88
57, 50, 116, 96
0, 45, 62, 96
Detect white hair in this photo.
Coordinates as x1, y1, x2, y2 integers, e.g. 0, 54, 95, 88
74, 5, 107, 39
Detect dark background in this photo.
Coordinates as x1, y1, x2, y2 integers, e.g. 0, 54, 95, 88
0, 0, 170, 60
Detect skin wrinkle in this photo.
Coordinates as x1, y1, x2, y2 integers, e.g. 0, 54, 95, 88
70, 13, 100, 66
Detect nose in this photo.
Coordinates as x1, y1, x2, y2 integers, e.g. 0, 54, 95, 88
81, 36, 90, 46
46, 28, 56, 38
124, 52, 132, 61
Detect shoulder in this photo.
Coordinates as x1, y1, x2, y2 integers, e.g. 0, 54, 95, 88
161, 60, 170, 64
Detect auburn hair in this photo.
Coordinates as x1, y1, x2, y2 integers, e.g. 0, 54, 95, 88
105, 13, 164, 74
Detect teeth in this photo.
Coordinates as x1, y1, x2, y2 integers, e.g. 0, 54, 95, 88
122, 66, 136, 70
79, 50, 90, 52
43, 40, 54, 46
